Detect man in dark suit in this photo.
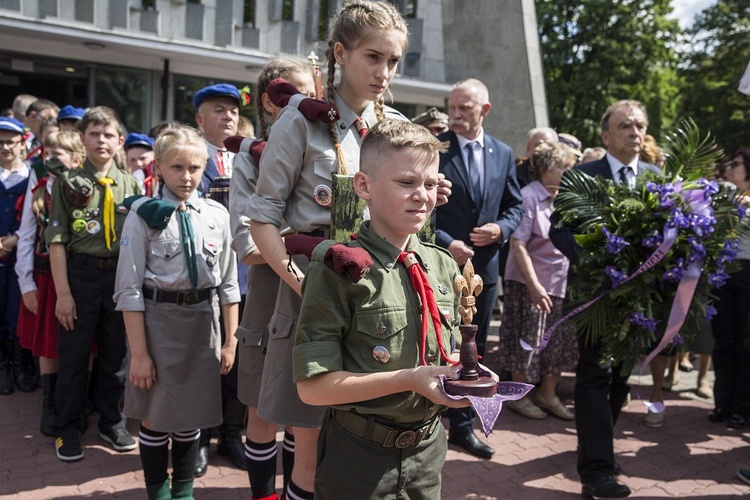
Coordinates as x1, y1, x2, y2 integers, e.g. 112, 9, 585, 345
435, 78, 523, 459
550, 100, 658, 499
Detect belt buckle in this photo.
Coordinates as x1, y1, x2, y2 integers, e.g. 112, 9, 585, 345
182, 291, 197, 305
394, 430, 417, 449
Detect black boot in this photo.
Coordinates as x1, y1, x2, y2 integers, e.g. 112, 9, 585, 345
0, 338, 13, 395
217, 397, 247, 470
11, 340, 38, 392
40, 373, 58, 436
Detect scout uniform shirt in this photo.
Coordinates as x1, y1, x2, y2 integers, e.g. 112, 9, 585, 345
247, 90, 406, 233
293, 221, 461, 425
45, 161, 141, 258
113, 188, 240, 309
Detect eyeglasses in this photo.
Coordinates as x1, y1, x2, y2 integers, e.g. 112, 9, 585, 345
0, 140, 21, 148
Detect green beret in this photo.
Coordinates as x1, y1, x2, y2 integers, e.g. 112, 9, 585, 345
52, 162, 95, 208
411, 107, 448, 126
124, 195, 177, 230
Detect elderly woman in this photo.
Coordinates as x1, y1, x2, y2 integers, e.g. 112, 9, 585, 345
500, 142, 579, 420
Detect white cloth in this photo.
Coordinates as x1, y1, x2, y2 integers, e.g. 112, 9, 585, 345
206, 141, 235, 178
14, 170, 40, 294
0, 163, 30, 189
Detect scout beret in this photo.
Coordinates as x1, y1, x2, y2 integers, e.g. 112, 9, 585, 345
57, 105, 86, 123
124, 132, 154, 150
124, 195, 177, 230
224, 136, 266, 165
285, 234, 373, 282
193, 83, 241, 109
0, 117, 25, 135
411, 107, 448, 126
266, 78, 339, 123
53, 165, 95, 207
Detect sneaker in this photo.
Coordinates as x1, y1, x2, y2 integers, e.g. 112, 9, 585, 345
737, 469, 750, 486
99, 427, 137, 452
55, 435, 84, 462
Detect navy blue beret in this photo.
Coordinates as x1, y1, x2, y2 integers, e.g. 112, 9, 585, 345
192, 83, 241, 109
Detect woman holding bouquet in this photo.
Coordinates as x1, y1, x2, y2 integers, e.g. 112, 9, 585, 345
499, 142, 579, 420
710, 147, 750, 429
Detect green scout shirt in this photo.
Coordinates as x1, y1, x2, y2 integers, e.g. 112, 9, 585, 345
45, 160, 141, 258
294, 221, 461, 425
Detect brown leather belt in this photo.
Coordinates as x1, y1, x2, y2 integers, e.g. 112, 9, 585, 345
331, 409, 439, 449
142, 286, 215, 305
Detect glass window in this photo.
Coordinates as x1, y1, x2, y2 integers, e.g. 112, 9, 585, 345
94, 66, 150, 134
243, 0, 256, 27
282, 0, 294, 21
142, 0, 156, 10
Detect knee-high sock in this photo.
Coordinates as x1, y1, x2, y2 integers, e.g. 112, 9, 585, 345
245, 438, 277, 498
171, 429, 200, 483
139, 426, 170, 486
286, 479, 313, 500
282, 431, 295, 494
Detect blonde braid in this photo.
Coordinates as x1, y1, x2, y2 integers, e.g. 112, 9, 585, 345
374, 98, 386, 123
325, 40, 348, 175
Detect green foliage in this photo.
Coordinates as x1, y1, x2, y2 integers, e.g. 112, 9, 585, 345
679, 0, 750, 155
535, 0, 683, 149
555, 120, 746, 373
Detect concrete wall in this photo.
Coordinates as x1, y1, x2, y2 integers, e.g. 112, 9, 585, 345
442, 0, 548, 156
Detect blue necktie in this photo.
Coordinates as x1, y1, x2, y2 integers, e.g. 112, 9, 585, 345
466, 142, 482, 209
619, 166, 632, 189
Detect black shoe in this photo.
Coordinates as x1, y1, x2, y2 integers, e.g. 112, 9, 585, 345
727, 414, 749, 429
448, 430, 494, 459
99, 427, 137, 452
217, 437, 247, 469
55, 434, 84, 462
582, 475, 631, 498
709, 407, 730, 423
194, 445, 209, 478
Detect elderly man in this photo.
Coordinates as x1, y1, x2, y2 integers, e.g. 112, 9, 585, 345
435, 78, 523, 459
192, 83, 247, 476
550, 100, 660, 499
193, 84, 241, 195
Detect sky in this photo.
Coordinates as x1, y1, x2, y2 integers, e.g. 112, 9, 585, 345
670, 0, 718, 28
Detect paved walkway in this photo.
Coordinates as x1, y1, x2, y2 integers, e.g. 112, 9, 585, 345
2, 331, 749, 499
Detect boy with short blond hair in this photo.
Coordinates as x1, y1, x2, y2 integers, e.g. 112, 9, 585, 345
46, 106, 141, 462
293, 119, 472, 498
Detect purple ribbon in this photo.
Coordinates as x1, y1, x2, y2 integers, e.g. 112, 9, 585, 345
439, 364, 533, 436
522, 226, 678, 354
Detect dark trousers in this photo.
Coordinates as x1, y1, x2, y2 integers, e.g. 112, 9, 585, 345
0, 262, 21, 340
711, 260, 750, 416
447, 281, 497, 435
53, 259, 127, 437
575, 335, 630, 482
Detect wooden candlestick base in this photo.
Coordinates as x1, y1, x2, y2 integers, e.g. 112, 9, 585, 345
444, 324, 497, 398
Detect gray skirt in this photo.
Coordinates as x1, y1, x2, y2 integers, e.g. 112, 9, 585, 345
257, 255, 326, 428
124, 293, 222, 432
237, 264, 279, 408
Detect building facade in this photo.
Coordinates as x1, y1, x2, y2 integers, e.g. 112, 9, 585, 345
0, 0, 547, 154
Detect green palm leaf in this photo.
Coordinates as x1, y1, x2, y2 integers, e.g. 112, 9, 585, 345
662, 117, 723, 180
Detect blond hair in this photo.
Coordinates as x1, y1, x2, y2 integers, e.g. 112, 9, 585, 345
257, 55, 311, 139
44, 131, 86, 162
324, 0, 408, 174
360, 119, 448, 176
153, 125, 208, 167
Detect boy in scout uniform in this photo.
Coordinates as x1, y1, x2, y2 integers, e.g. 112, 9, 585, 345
293, 120, 472, 499
46, 106, 141, 462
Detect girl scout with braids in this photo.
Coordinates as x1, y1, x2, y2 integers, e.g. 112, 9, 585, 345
114, 125, 240, 500
247, 2, 420, 498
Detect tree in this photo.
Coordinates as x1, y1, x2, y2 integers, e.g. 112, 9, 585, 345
679, 0, 750, 156
535, 0, 682, 150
